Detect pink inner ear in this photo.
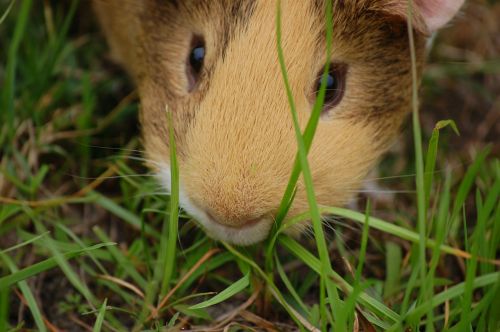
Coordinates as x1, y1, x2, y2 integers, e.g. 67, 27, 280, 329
414, 0, 465, 32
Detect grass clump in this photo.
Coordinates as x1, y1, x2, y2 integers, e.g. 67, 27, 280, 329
1, 0, 499, 331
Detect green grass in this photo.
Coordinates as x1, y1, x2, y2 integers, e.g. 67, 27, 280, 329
1, 1, 499, 331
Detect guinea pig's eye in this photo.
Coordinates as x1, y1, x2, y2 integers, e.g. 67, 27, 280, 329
313, 63, 347, 114
186, 36, 205, 91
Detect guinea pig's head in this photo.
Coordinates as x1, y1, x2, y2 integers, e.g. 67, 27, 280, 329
138, 0, 464, 245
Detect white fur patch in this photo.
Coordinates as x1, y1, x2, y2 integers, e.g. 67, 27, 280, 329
156, 163, 272, 246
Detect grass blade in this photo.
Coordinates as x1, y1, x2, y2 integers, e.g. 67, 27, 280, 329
314, 207, 498, 264
0, 285, 8, 331
279, 236, 398, 328
1, 0, 32, 139
275, 1, 339, 326
93, 226, 147, 289
449, 147, 490, 236
160, 108, 180, 295
189, 272, 250, 310
0, 0, 16, 25
384, 242, 402, 300
337, 202, 372, 330
223, 243, 312, 330
401, 272, 499, 327
94, 192, 157, 237
0, 242, 115, 290
406, 0, 428, 307
1, 231, 49, 254
424, 120, 459, 206
0, 252, 47, 332
93, 298, 107, 332
275, 253, 310, 316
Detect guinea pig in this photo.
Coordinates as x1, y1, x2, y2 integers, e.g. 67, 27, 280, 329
93, 0, 464, 245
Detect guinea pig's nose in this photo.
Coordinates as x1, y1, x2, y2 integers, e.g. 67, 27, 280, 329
205, 208, 267, 229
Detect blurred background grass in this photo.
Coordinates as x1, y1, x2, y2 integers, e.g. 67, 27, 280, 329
0, 0, 498, 330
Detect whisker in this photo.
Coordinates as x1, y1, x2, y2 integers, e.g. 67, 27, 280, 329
363, 163, 462, 182
74, 142, 145, 155
66, 173, 156, 180
333, 230, 349, 250
302, 225, 315, 241
323, 219, 342, 243
346, 189, 416, 194
325, 221, 359, 255
133, 192, 171, 199
124, 156, 162, 166
363, 173, 417, 181
327, 218, 361, 234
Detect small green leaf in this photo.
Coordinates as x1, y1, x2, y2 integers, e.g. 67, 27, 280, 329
189, 273, 250, 310
168, 311, 181, 327
435, 120, 459, 134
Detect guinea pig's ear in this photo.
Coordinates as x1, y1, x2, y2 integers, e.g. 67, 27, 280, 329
381, 0, 465, 35
413, 0, 465, 32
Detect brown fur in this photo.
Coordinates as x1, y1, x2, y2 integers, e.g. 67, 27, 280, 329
93, 0, 460, 244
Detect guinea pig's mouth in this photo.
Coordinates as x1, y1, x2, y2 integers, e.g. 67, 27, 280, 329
205, 210, 263, 229
180, 199, 273, 246
156, 163, 273, 246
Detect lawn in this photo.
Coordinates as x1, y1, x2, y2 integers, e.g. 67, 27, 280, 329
0, 0, 499, 331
